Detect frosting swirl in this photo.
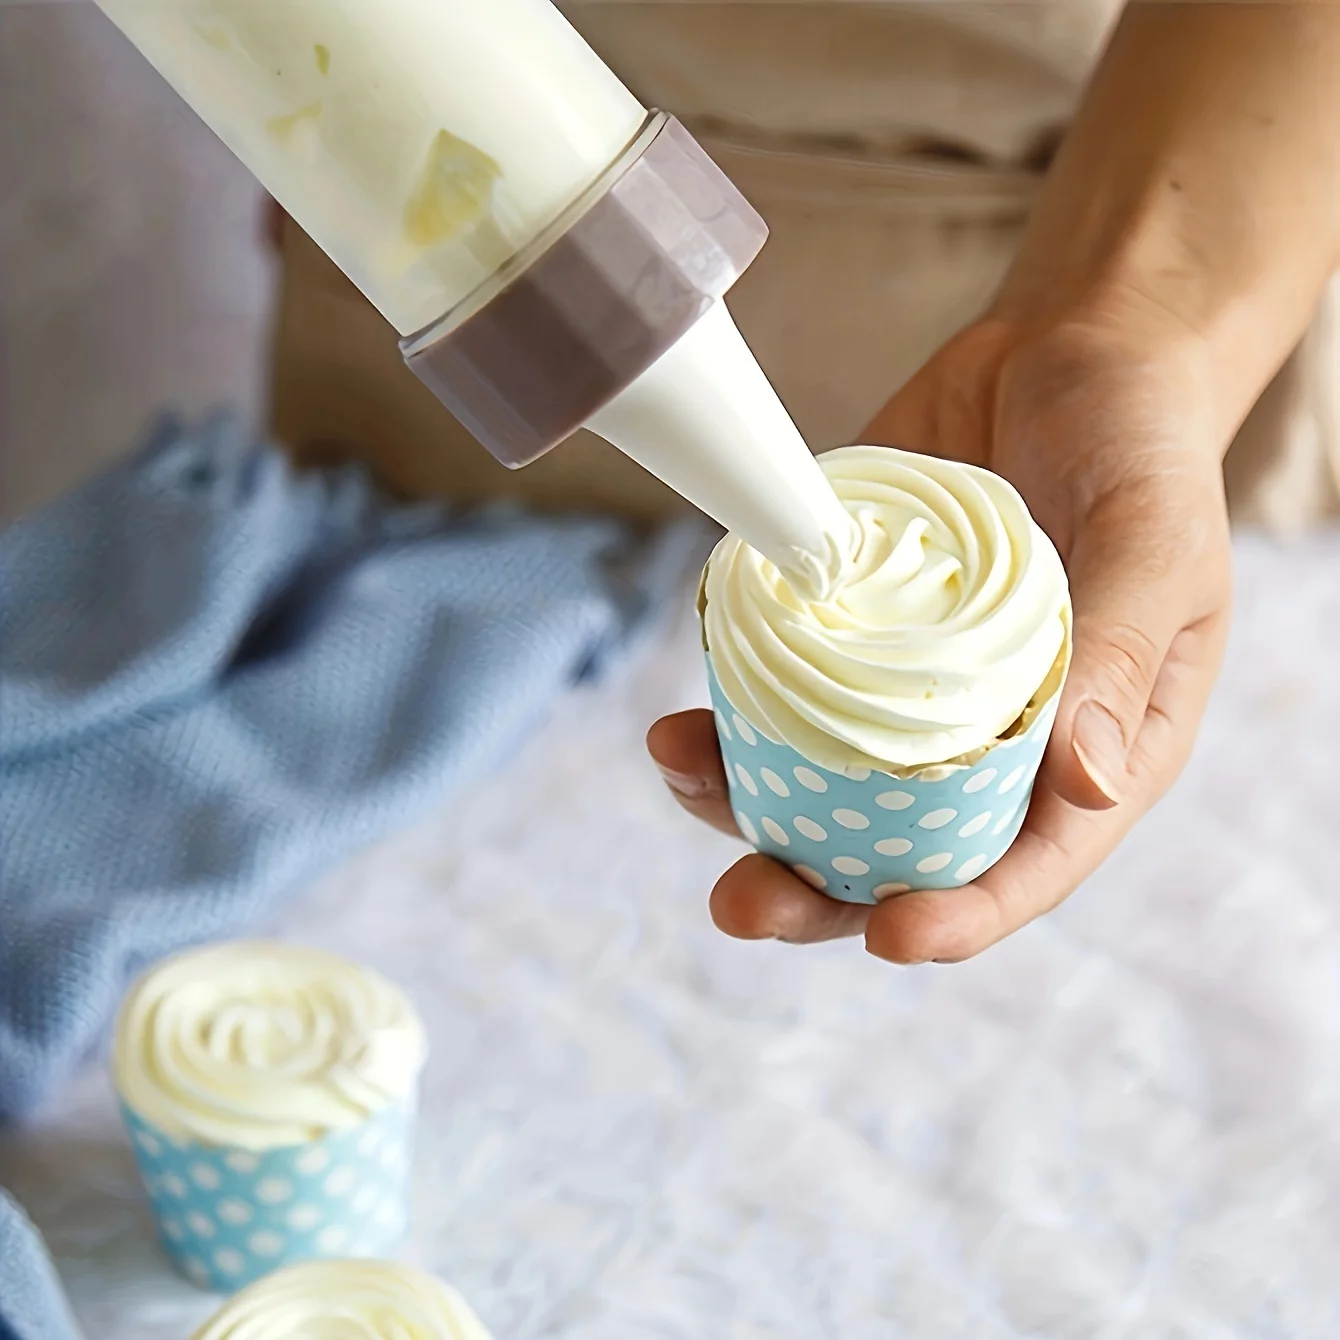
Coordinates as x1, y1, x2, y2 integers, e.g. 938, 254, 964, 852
704, 445, 1071, 773
113, 942, 427, 1149
190, 1260, 494, 1340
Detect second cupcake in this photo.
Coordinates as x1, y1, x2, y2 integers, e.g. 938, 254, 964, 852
113, 941, 427, 1292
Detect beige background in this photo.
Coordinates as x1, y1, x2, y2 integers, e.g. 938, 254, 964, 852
7, 0, 1337, 531
0, 0, 273, 526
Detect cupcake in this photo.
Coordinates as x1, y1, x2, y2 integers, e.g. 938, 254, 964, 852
190, 1259, 494, 1339
703, 444, 1072, 904
113, 941, 427, 1292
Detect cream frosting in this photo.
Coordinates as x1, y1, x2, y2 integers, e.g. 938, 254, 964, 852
704, 445, 1071, 773
94, 0, 645, 335
190, 1260, 494, 1340
113, 942, 427, 1149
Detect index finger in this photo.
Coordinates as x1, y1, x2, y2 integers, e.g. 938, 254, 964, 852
711, 853, 873, 944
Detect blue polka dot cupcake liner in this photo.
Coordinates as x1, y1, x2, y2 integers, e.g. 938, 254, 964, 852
120, 1099, 415, 1293
706, 659, 1062, 905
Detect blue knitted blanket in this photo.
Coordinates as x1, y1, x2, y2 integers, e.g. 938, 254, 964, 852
0, 418, 694, 1336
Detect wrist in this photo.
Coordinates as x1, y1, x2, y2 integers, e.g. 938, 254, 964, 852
987, 2, 1340, 458
991, 227, 1326, 462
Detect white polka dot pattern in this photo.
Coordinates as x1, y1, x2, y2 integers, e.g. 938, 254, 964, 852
954, 854, 990, 882
831, 808, 871, 830
190, 1163, 222, 1190
295, 1146, 329, 1176
214, 1248, 246, 1276
916, 853, 953, 874
255, 1179, 292, 1205
917, 809, 957, 830
873, 882, 911, 899
875, 791, 915, 811
709, 657, 1056, 904
324, 1165, 357, 1196
832, 856, 870, 876
119, 1098, 413, 1294
248, 1230, 284, 1257
873, 838, 913, 857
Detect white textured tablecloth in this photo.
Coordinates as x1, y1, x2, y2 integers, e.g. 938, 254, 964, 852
4, 533, 1340, 1339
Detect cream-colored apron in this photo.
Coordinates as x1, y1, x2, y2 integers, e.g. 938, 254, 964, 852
270, 1, 1340, 529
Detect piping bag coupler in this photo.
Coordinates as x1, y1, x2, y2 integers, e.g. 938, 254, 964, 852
399, 112, 767, 468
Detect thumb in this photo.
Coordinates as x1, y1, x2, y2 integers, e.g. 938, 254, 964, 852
1047, 495, 1193, 811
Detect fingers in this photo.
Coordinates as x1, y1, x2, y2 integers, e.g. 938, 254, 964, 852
711, 854, 872, 943
864, 781, 1111, 963
656, 564, 1225, 965
864, 602, 1228, 964
646, 710, 738, 837
646, 713, 871, 943
700, 767, 1111, 963
652, 508, 1227, 963
864, 528, 1228, 964
1048, 478, 1228, 810
1125, 611, 1230, 786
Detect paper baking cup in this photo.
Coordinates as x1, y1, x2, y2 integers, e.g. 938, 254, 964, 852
120, 1099, 415, 1293
707, 661, 1061, 904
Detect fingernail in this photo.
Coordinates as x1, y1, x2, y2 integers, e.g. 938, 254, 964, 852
655, 764, 708, 798
1071, 699, 1126, 804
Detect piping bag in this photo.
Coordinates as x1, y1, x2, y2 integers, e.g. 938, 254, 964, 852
92, 0, 855, 596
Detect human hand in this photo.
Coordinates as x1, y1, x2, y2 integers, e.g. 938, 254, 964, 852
647, 300, 1233, 962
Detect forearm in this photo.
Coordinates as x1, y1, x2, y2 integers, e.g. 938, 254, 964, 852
994, 1, 1340, 448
